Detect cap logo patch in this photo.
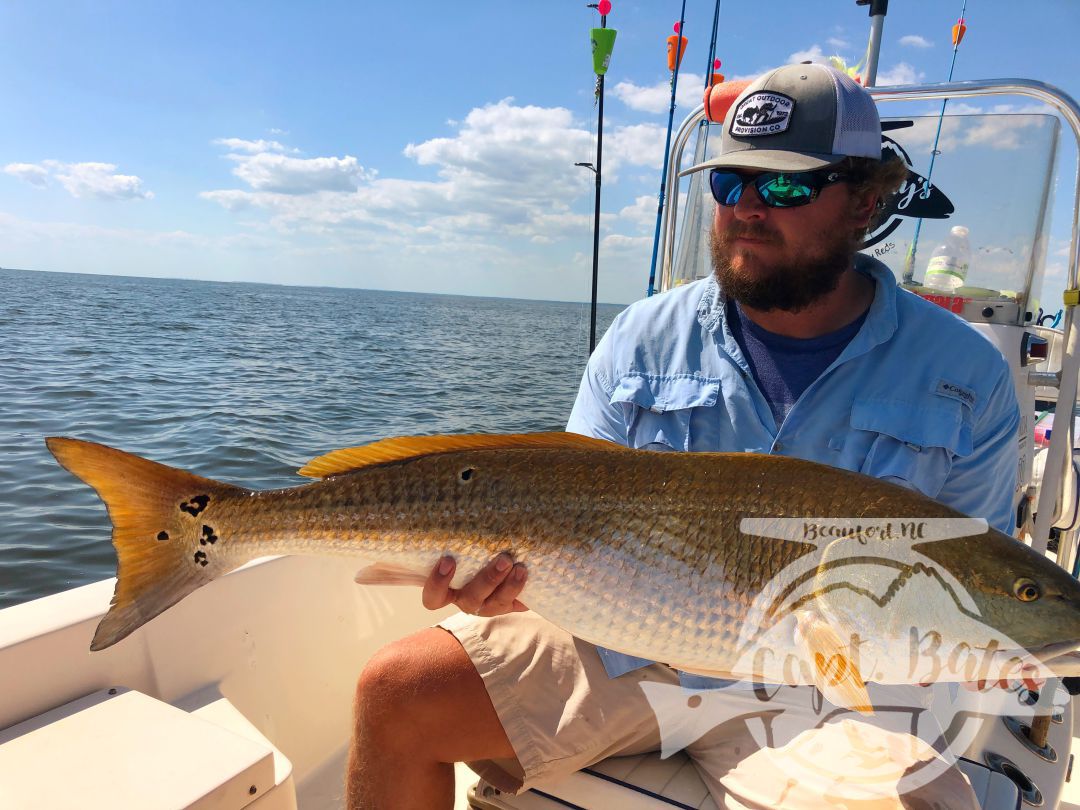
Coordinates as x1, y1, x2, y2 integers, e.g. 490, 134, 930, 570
730, 92, 794, 137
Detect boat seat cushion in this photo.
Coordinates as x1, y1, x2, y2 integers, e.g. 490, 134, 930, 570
0, 687, 280, 809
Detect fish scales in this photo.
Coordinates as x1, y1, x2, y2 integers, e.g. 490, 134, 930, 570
43, 433, 1080, 698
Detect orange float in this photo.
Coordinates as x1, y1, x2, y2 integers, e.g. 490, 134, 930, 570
666, 35, 687, 71
703, 79, 751, 123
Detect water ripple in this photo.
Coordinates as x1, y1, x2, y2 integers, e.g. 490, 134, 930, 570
0, 268, 624, 607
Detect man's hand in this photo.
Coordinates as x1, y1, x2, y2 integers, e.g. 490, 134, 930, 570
422, 554, 528, 616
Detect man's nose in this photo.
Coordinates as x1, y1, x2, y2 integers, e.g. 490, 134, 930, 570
732, 182, 768, 220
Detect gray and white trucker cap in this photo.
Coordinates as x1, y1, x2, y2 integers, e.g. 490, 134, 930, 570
682, 63, 881, 174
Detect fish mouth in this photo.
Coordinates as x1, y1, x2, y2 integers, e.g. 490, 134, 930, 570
1036, 639, 1080, 660
1032, 641, 1080, 677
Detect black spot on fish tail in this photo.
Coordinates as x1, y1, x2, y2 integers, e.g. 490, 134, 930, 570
459, 468, 474, 482
194, 550, 208, 567
156, 531, 169, 541
180, 494, 210, 517
200, 525, 218, 545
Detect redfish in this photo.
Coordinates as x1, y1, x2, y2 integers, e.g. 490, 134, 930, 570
46, 433, 1080, 711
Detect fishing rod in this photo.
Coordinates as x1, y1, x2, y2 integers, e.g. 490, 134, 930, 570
856, 0, 890, 87
646, 0, 724, 297
703, 0, 722, 85
902, 1, 969, 283
582, 1, 617, 353
645, 0, 688, 298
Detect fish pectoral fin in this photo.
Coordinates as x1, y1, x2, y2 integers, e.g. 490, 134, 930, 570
795, 610, 874, 716
354, 562, 429, 587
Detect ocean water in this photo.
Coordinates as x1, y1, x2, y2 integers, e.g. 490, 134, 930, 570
0, 267, 624, 609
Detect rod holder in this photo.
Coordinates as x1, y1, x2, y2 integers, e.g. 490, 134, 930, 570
1028, 371, 1060, 388
984, 751, 1043, 806
1003, 714, 1057, 763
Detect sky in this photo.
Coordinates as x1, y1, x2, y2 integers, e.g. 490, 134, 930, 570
1, 1, 1078, 305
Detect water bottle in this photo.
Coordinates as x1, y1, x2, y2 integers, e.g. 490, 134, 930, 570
924, 225, 972, 291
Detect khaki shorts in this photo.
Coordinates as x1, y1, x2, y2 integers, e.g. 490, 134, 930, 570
439, 610, 978, 809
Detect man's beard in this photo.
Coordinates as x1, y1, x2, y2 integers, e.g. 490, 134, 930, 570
710, 221, 860, 312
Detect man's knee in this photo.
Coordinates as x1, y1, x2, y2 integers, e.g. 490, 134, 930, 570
356, 643, 410, 718
355, 628, 475, 733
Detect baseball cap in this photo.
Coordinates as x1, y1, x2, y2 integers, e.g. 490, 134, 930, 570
681, 63, 881, 175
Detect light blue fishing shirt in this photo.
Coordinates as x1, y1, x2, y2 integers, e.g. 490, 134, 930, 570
565, 254, 1021, 687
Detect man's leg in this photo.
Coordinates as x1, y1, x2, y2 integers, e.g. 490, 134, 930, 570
347, 627, 516, 810
349, 610, 680, 809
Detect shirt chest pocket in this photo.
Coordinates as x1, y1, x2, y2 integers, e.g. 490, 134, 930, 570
846, 399, 974, 499
611, 374, 720, 451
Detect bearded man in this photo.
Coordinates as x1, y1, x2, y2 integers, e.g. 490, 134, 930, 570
349, 64, 1021, 809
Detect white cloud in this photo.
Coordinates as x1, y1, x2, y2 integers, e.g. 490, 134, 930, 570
898, 103, 1051, 153
197, 97, 681, 303
611, 73, 706, 114
600, 233, 652, 255
199, 189, 257, 211
230, 153, 373, 193
4, 163, 50, 188
875, 62, 924, 86
202, 99, 605, 246
964, 115, 1047, 150
612, 191, 689, 236
7, 160, 153, 200
946, 102, 1047, 116
827, 37, 851, 49
788, 45, 827, 65
5, 160, 152, 199
607, 124, 667, 169
899, 35, 933, 48
48, 161, 153, 200
0, 210, 275, 252
213, 137, 292, 154
211, 138, 372, 194
618, 195, 659, 228
10, 98, 677, 301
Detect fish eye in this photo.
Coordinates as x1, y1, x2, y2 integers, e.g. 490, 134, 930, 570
1013, 578, 1042, 602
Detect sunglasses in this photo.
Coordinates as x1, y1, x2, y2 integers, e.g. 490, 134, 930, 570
709, 169, 849, 209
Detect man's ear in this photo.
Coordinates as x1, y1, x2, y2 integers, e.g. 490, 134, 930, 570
851, 192, 879, 229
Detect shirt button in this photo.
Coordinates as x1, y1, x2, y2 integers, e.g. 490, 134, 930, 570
774, 441, 784, 452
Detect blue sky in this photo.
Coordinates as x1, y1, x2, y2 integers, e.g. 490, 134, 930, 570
1, 1, 1077, 304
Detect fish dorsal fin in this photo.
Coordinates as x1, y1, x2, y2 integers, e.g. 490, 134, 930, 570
298, 432, 623, 478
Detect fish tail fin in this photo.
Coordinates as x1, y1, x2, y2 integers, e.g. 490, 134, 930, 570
46, 437, 249, 651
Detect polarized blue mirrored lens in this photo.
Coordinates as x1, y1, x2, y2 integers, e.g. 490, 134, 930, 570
757, 175, 814, 207
710, 172, 746, 206
709, 169, 837, 208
